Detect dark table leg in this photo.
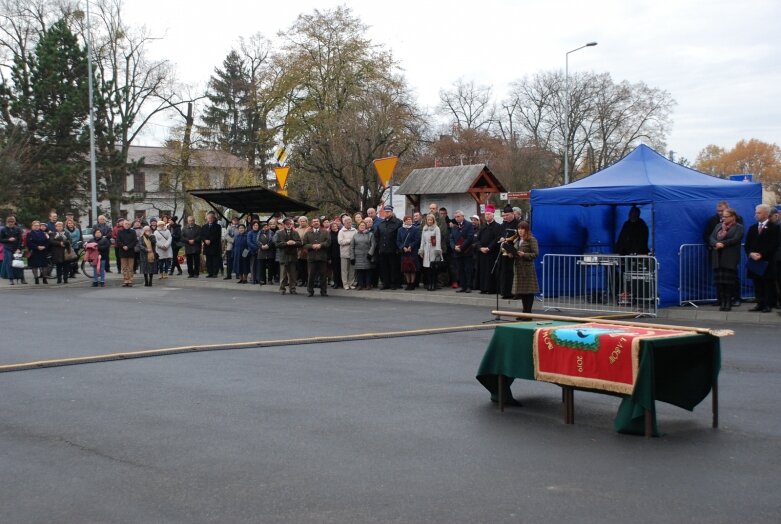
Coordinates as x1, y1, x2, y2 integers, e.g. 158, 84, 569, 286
563, 387, 574, 424
712, 377, 719, 429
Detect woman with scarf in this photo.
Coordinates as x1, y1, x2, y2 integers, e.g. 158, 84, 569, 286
27, 220, 50, 284
64, 217, 82, 278
396, 215, 421, 291
231, 223, 250, 284
709, 208, 744, 311
418, 214, 442, 291
138, 226, 157, 287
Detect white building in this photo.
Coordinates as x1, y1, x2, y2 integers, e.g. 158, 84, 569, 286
86, 146, 245, 226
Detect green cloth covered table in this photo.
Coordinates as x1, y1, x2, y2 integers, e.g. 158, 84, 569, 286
476, 321, 721, 436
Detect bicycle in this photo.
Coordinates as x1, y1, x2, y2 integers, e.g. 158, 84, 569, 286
80, 249, 97, 279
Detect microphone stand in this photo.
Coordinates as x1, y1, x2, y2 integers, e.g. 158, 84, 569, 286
483, 245, 512, 324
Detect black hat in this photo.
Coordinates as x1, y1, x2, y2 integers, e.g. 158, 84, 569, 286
503, 204, 514, 214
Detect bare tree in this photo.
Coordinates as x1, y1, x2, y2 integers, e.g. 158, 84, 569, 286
280, 6, 425, 213
438, 78, 496, 132
81, 0, 177, 219
584, 73, 674, 173
504, 70, 674, 183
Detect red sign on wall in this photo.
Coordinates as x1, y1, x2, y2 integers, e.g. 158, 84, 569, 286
501, 191, 530, 200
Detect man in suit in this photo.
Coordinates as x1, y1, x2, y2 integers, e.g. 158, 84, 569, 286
302, 217, 331, 297
475, 205, 502, 294
274, 217, 302, 295
744, 204, 779, 312
450, 210, 474, 293
772, 209, 781, 307
200, 211, 222, 277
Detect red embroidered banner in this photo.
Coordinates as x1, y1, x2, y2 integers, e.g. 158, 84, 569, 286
533, 322, 689, 395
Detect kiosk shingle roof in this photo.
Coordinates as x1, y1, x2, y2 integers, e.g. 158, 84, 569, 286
397, 164, 505, 195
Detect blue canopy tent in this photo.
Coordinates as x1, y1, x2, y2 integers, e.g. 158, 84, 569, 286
531, 144, 762, 306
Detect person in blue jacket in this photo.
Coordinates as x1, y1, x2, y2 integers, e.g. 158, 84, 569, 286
449, 210, 474, 293
246, 220, 261, 284
26, 220, 50, 284
396, 215, 421, 290
231, 224, 250, 284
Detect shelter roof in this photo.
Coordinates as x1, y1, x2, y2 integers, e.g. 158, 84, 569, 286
188, 185, 316, 215
397, 164, 506, 195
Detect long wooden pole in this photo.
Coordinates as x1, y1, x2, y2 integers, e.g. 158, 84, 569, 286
491, 310, 734, 337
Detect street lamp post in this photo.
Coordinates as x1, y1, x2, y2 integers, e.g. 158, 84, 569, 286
86, 0, 98, 227
564, 41, 597, 185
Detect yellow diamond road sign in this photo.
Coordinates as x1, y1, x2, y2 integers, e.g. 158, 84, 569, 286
274, 166, 289, 191
275, 146, 287, 165
373, 156, 398, 188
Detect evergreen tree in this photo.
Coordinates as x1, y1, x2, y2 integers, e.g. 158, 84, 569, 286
200, 36, 285, 180
200, 50, 249, 160
0, 19, 88, 222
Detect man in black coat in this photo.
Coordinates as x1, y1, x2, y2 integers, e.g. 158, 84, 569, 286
744, 204, 779, 312
615, 206, 649, 255
498, 204, 519, 299
450, 210, 474, 293
772, 209, 781, 306
475, 205, 501, 294
375, 206, 402, 290
116, 218, 139, 287
200, 211, 222, 278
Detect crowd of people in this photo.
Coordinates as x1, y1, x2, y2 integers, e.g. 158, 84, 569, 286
4, 200, 780, 314
0, 203, 540, 310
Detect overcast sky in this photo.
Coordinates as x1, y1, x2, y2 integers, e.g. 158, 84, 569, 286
123, 0, 780, 163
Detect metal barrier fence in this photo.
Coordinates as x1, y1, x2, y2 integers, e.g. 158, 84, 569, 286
678, 243, 755, 306
541, 254, 658, 317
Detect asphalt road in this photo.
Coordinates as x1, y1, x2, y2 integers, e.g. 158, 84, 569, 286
1, 285, 779, 523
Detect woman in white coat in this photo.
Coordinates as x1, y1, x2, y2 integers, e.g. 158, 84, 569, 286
337, 217, 358, 289
154, 222, 174, 279
418, 214, 442, 291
